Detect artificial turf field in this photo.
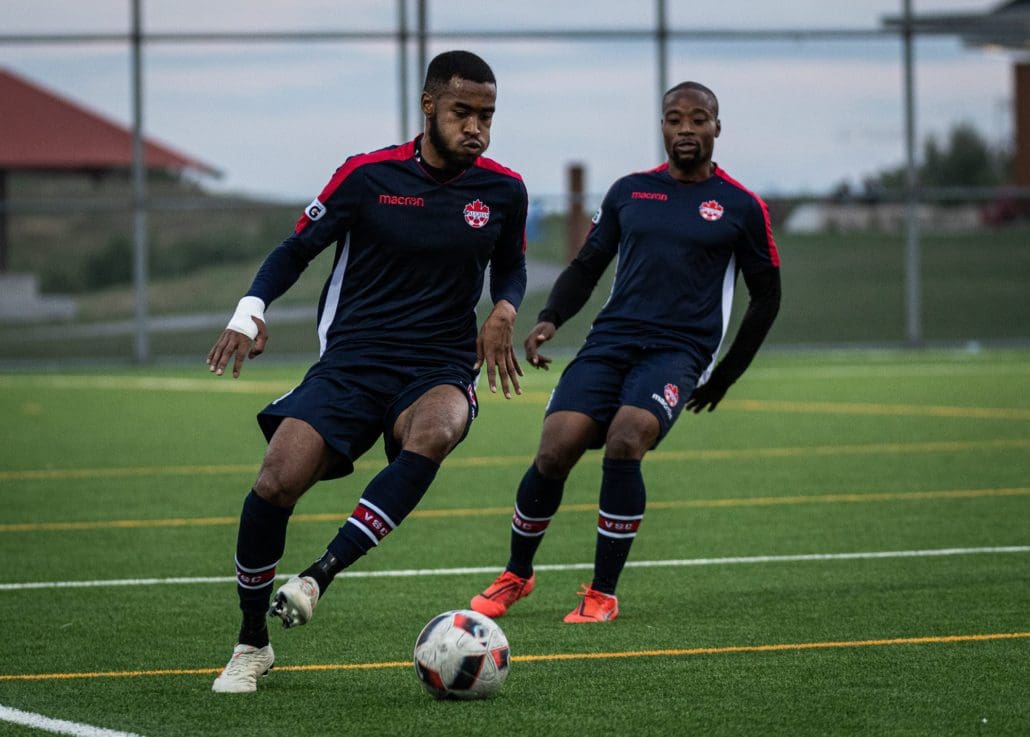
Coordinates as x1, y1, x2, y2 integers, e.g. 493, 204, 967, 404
0, 349, 1027, 736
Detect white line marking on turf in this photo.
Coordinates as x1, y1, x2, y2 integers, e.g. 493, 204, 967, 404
0, 546, 1026, 591
0, 704, 145, 737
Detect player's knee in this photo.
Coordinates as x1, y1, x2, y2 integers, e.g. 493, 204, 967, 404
604, 428, 652, 460
404, 422, 462, 461
535, 444, 576, 479
254, 465, 305, 507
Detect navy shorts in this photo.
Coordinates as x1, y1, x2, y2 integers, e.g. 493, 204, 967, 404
257, 356, 478, 479
545, 340, 705, 448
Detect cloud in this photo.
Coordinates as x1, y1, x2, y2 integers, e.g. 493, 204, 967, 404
0, 0, 1015, 201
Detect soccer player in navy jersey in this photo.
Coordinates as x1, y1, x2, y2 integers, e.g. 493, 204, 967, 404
471, 81, 781, 623
208, 51, 528, 692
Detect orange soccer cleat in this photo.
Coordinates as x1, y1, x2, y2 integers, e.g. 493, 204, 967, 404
470, 570, 536, 618
562, 583, 619, 623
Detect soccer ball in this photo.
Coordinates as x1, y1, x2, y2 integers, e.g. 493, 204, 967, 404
413, 609, 510, 700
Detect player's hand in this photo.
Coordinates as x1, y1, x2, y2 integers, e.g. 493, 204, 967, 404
475, 300, 523, 399
524, 321, 556, 370
684, 373, 730, 413
206, 316, 267, 378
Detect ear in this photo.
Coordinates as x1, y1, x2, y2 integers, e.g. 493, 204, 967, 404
421, 92, 434, 117
714, 118, 722, 138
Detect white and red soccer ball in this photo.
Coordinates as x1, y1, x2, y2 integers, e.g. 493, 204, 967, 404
413, 609, 510, 699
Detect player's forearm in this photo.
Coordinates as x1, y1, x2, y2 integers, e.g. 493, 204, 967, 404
489, 257, 527, 311
245, 237, 311, 306
538, 250, 609, 328
712, 269, 781, 385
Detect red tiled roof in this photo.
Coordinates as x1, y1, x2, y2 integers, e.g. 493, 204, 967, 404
0, 67, 219, 176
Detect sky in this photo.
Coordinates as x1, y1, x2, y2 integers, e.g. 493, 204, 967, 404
0, 0, 1019, 205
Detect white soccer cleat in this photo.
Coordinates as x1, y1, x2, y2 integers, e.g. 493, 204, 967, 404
268, 575, 320, 629
211, 643, 275, 693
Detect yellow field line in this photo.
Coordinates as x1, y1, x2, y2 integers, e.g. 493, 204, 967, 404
1, 438, 1026, 484
1, 486, 1027, 534
726, 399, 1030, 420
1, 631, 1026, 682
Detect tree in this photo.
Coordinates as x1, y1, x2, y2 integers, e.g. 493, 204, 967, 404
862, 122, 1012, 195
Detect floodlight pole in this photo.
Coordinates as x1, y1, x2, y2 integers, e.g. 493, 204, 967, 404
130, 0, 150, 363
656, 0, 669, 163
417, 0, 428, 104
398, 0, 410, 140
902, 0, 922, 346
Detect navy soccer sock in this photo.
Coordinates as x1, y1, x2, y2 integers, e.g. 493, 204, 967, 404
505, 463, 566, 579
234, 489, 293, 647
591, 458, 645, 595
304, 450, 440, 593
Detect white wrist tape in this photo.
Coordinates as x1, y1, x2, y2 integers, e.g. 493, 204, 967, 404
226, 296, 266, 340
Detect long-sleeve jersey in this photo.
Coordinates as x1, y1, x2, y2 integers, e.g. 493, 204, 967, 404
246, 135, 528, 367
544, 163, 780, 367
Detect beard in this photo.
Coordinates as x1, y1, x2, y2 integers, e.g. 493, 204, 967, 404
427, 114, 478, 170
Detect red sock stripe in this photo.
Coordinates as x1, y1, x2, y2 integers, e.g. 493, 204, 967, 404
597, 511, 642, 536
236, 564, 276, 589
512, 509, 551, 536
352, 501, 395, 540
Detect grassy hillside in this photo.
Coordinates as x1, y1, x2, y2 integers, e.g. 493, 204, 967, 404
2, 173, 1028, 362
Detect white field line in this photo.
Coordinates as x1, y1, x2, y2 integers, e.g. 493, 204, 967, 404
0, 704, 145, 737
1, 546, 1026, 592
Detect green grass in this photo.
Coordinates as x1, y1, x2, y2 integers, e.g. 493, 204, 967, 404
0, 350, 1028, 736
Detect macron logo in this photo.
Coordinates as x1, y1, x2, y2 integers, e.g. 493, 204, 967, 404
379, 194, 425, 207
631, 191, 668, 201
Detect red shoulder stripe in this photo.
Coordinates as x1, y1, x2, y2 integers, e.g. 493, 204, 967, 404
474, 155, 527, 253
294, 139, 417, 233
713, 166, 780, 267
474, 155, 524, 182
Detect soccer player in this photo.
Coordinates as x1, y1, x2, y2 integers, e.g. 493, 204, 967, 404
470, 81, 781, 623
208, 51, 528, 692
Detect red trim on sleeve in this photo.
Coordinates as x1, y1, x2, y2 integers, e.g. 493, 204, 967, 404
713, 166, 780, 267
474, 155, 527, 253
293, 139, 417, 234
474, 155, 524, 183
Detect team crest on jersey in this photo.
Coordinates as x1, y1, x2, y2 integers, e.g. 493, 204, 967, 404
663, 383, 679, 407
699, 200, 724, 221
463, 199, 490, 228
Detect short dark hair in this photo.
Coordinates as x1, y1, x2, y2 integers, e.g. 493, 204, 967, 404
423, 50, 496, 96
663, 81, 718, 116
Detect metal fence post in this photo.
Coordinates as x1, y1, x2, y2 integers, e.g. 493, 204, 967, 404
131, 0, 150, 363
902, 0, 922, 346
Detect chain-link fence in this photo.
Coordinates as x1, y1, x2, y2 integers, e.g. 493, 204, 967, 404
1, 1, 1027, 364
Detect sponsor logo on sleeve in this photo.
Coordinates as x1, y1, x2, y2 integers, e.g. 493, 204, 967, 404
591, 207, 602, 224
305, 198, 326, 221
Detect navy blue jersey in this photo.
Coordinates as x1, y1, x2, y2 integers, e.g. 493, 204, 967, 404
581, 163, 779, 360
246, 136, 528, 366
